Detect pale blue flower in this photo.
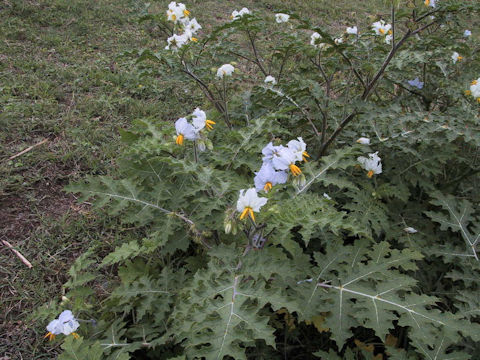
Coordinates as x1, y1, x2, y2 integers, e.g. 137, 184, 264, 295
407, 78, 424, 89
254, 163, 287, 192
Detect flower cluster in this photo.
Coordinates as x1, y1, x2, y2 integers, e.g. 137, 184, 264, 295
372, 20, 393, 44
466, 78, 480, 102
236, 138, 309, 222
165, 2, 202, 50
175, 108, 215, 146
45, 310, 80, 341
357, 151, 382, 178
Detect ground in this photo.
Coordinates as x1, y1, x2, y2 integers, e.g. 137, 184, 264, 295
0, 0, 386, 358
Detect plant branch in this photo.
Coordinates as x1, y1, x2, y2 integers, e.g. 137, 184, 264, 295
361, 29, 412, 101
384, 76, 425, 99
310, 57, 331, 142
339, 51, 366, 90
246, 29, 267, 76
319, 112, 357, 156
267, 87, 320, 137
181, 63, 225, 114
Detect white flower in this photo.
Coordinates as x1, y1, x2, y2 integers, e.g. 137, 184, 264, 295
464, 30, 472, 37
334, 37, 344, 45
372, 20, 392, 36
192, 108, 206, 132
254, 163, 288, 192
262, 142, 285, 164
192, 108, 215, 131
231, 7, 250, 20
323, 193, 332, 200
216, 64, 235, 78
404, 227, 418, 234
356, 137, 370, 145
287, 137, 309, 162
357, 151, 382, 178
310, 32, 322, 47
236, 188, 268, 221
165, 33, 188, 50
425, 0, 436, 7
275, 13, 290, 23
185, 18, 202, 34
264, 75, 277, 85
272, 147, 302, 176
452, 51, 463, 63
175, 117, 197, 145
45, 310, 80, 341
385, 34, 393, 44
346, 26, 358, 35
407, 78, 424, 89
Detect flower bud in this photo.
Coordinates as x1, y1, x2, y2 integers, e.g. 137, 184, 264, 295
293, 173, 306, 187
224, 221, 232, 234
205, 138, 213, 150
197, 140, 206, 152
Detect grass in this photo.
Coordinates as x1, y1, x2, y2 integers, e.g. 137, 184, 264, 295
0, 0, 388, 358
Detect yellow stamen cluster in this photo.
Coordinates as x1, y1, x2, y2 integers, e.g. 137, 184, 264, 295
72, 332, 80, 339
240, 207, 255, 222
465, 90, 472, 96
367, 170, 374, 178
471, 80, 478, 86
191, 37, 198, 42
205, 119, 216, 130
263, 182, 273, 192
302, 151, 310, 162
44, 332, 56, 341
183, 9, 190, 17
457, 55, 463, 61
289, 164, 302, 176
176, 134, 184, 145
425, 0, 430, 5
379, 28, 385, 35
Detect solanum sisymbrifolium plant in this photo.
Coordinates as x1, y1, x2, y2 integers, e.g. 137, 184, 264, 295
38, 1, 480, 359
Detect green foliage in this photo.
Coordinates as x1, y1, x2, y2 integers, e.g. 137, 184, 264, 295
43, 1, 480, 359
